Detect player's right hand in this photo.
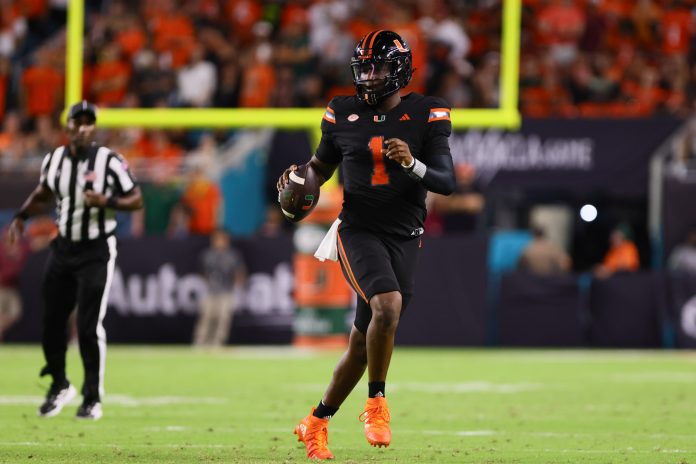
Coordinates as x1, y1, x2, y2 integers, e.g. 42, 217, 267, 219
6, 218, 24, 246
277, 164, 299, 193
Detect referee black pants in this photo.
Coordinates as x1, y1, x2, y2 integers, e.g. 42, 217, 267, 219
41, 236, 117, 401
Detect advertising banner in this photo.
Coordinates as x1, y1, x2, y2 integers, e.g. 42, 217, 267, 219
450, 118, 682, 197
396, 234, 489, 346
10, 235, 295, 344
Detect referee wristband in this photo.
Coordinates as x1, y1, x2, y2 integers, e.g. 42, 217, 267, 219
14, 211, 29, 221
106, 197, 118, 209
406, 159, 427, 180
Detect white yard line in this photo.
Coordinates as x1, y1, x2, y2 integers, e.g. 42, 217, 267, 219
0, 442, 691, 454
0, 395, 227, 406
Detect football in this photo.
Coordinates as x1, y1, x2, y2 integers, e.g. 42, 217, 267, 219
279, 164, 321, 222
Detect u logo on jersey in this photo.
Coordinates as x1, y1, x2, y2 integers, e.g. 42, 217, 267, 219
373, 115, 386, 123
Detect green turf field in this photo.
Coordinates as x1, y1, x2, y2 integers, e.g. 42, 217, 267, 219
0, 346, 695, 463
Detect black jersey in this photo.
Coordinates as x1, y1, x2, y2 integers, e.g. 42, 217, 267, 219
315, 93, 453, 237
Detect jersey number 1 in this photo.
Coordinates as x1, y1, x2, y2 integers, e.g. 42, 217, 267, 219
369, 136, 389, 186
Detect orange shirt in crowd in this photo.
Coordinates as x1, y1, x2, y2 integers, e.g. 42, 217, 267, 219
182, 179, 221, 235
21, 65, 63, 117
240, 62, 275, 107
661, 8, 692, 55
19, 0, 47, 18
537, 2, 585, 46
151, 14, 195, 68
91, 60, 131, 106
225, 0, 262, 45
116, 27, 146, 60
602, 241, 640, 272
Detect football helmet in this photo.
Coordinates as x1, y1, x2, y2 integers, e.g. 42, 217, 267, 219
351, 30, 412, 106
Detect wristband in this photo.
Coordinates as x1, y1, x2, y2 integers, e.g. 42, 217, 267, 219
402, 157, 415, 170
14, 211, 29, 221
406, 159, 427, 180
106, 197, 118, 209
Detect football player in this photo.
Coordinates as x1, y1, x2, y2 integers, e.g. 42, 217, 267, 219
278, 30, 455, 460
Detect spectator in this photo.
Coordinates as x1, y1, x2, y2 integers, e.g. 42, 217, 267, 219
308, 0, 353, 69
256, 206, 286, 238
536, 0, 585, 66
131, 48, 176, 108
0, 1, 27, 58
595, 223, 640, 278
180, 165, 221, 235
274, 11, 313, 88
89, 43, 131, 107
0, 112, 23, 168
177, 45, 217, 107
193, 228, 247, 347
149, 0, 195, 69
518, 224, 572, 276
420, 2, 471, 78
130, 161, 182, 237
668, 227, 696, 277
669, 118, 696, 178
0, 227, 30, 341
239, 33, 276, 108
213, 59, 241, 107
660, 0, 692, 57
224, 0, 262, 46
20, 49, 63, 120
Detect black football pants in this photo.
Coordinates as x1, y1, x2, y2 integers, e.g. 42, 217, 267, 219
41, 236, 117, 401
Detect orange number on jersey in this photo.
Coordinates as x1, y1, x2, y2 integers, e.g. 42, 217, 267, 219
369, 136, 389, 186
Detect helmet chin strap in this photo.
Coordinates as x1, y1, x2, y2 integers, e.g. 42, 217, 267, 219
363, 86, 398, 107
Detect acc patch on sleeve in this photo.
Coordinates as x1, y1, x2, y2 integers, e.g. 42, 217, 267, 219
428, 108, 451, 122
323, 106, 336, 124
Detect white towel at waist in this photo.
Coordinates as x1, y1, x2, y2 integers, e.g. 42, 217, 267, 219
314, 219, 342, 262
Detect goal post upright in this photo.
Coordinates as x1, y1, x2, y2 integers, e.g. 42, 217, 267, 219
64, 0, 521, 131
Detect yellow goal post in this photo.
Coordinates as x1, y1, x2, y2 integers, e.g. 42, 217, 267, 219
64, 0, 521, 139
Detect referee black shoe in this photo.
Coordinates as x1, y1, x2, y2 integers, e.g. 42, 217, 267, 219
38, 383, 77, 417
76, 400, 102, 420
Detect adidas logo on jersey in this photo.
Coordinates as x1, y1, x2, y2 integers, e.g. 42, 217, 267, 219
399, 114, 411, 121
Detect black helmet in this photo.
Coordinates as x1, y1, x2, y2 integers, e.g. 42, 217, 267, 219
350, 30, 412, 106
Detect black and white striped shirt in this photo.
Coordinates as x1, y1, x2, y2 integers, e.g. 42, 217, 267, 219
39, 143, 136, 242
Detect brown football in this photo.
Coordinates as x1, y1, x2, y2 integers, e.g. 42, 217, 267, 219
278, 164, 321, 222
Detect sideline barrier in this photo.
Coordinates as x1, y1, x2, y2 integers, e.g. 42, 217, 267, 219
7, 236, 690, 347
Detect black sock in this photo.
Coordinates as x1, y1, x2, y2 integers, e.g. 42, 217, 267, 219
368, 381, 386, 398
313, 401, 339, 420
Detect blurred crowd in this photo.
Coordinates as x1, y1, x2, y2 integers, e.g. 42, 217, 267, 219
520, 0, 696, 118
2, 0, 696, 171
0, 0, 496, 173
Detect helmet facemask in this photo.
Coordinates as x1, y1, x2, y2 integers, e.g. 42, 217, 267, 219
351, 31, 413, 106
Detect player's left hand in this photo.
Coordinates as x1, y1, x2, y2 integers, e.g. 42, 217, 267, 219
84, 190, 107, 208
384, 138, 413, 167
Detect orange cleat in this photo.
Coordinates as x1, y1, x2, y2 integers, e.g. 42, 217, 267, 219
294, 407, 335, 460
359, 396, 391, 447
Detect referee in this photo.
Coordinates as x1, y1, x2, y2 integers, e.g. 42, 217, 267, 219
6, 101, 143, 420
